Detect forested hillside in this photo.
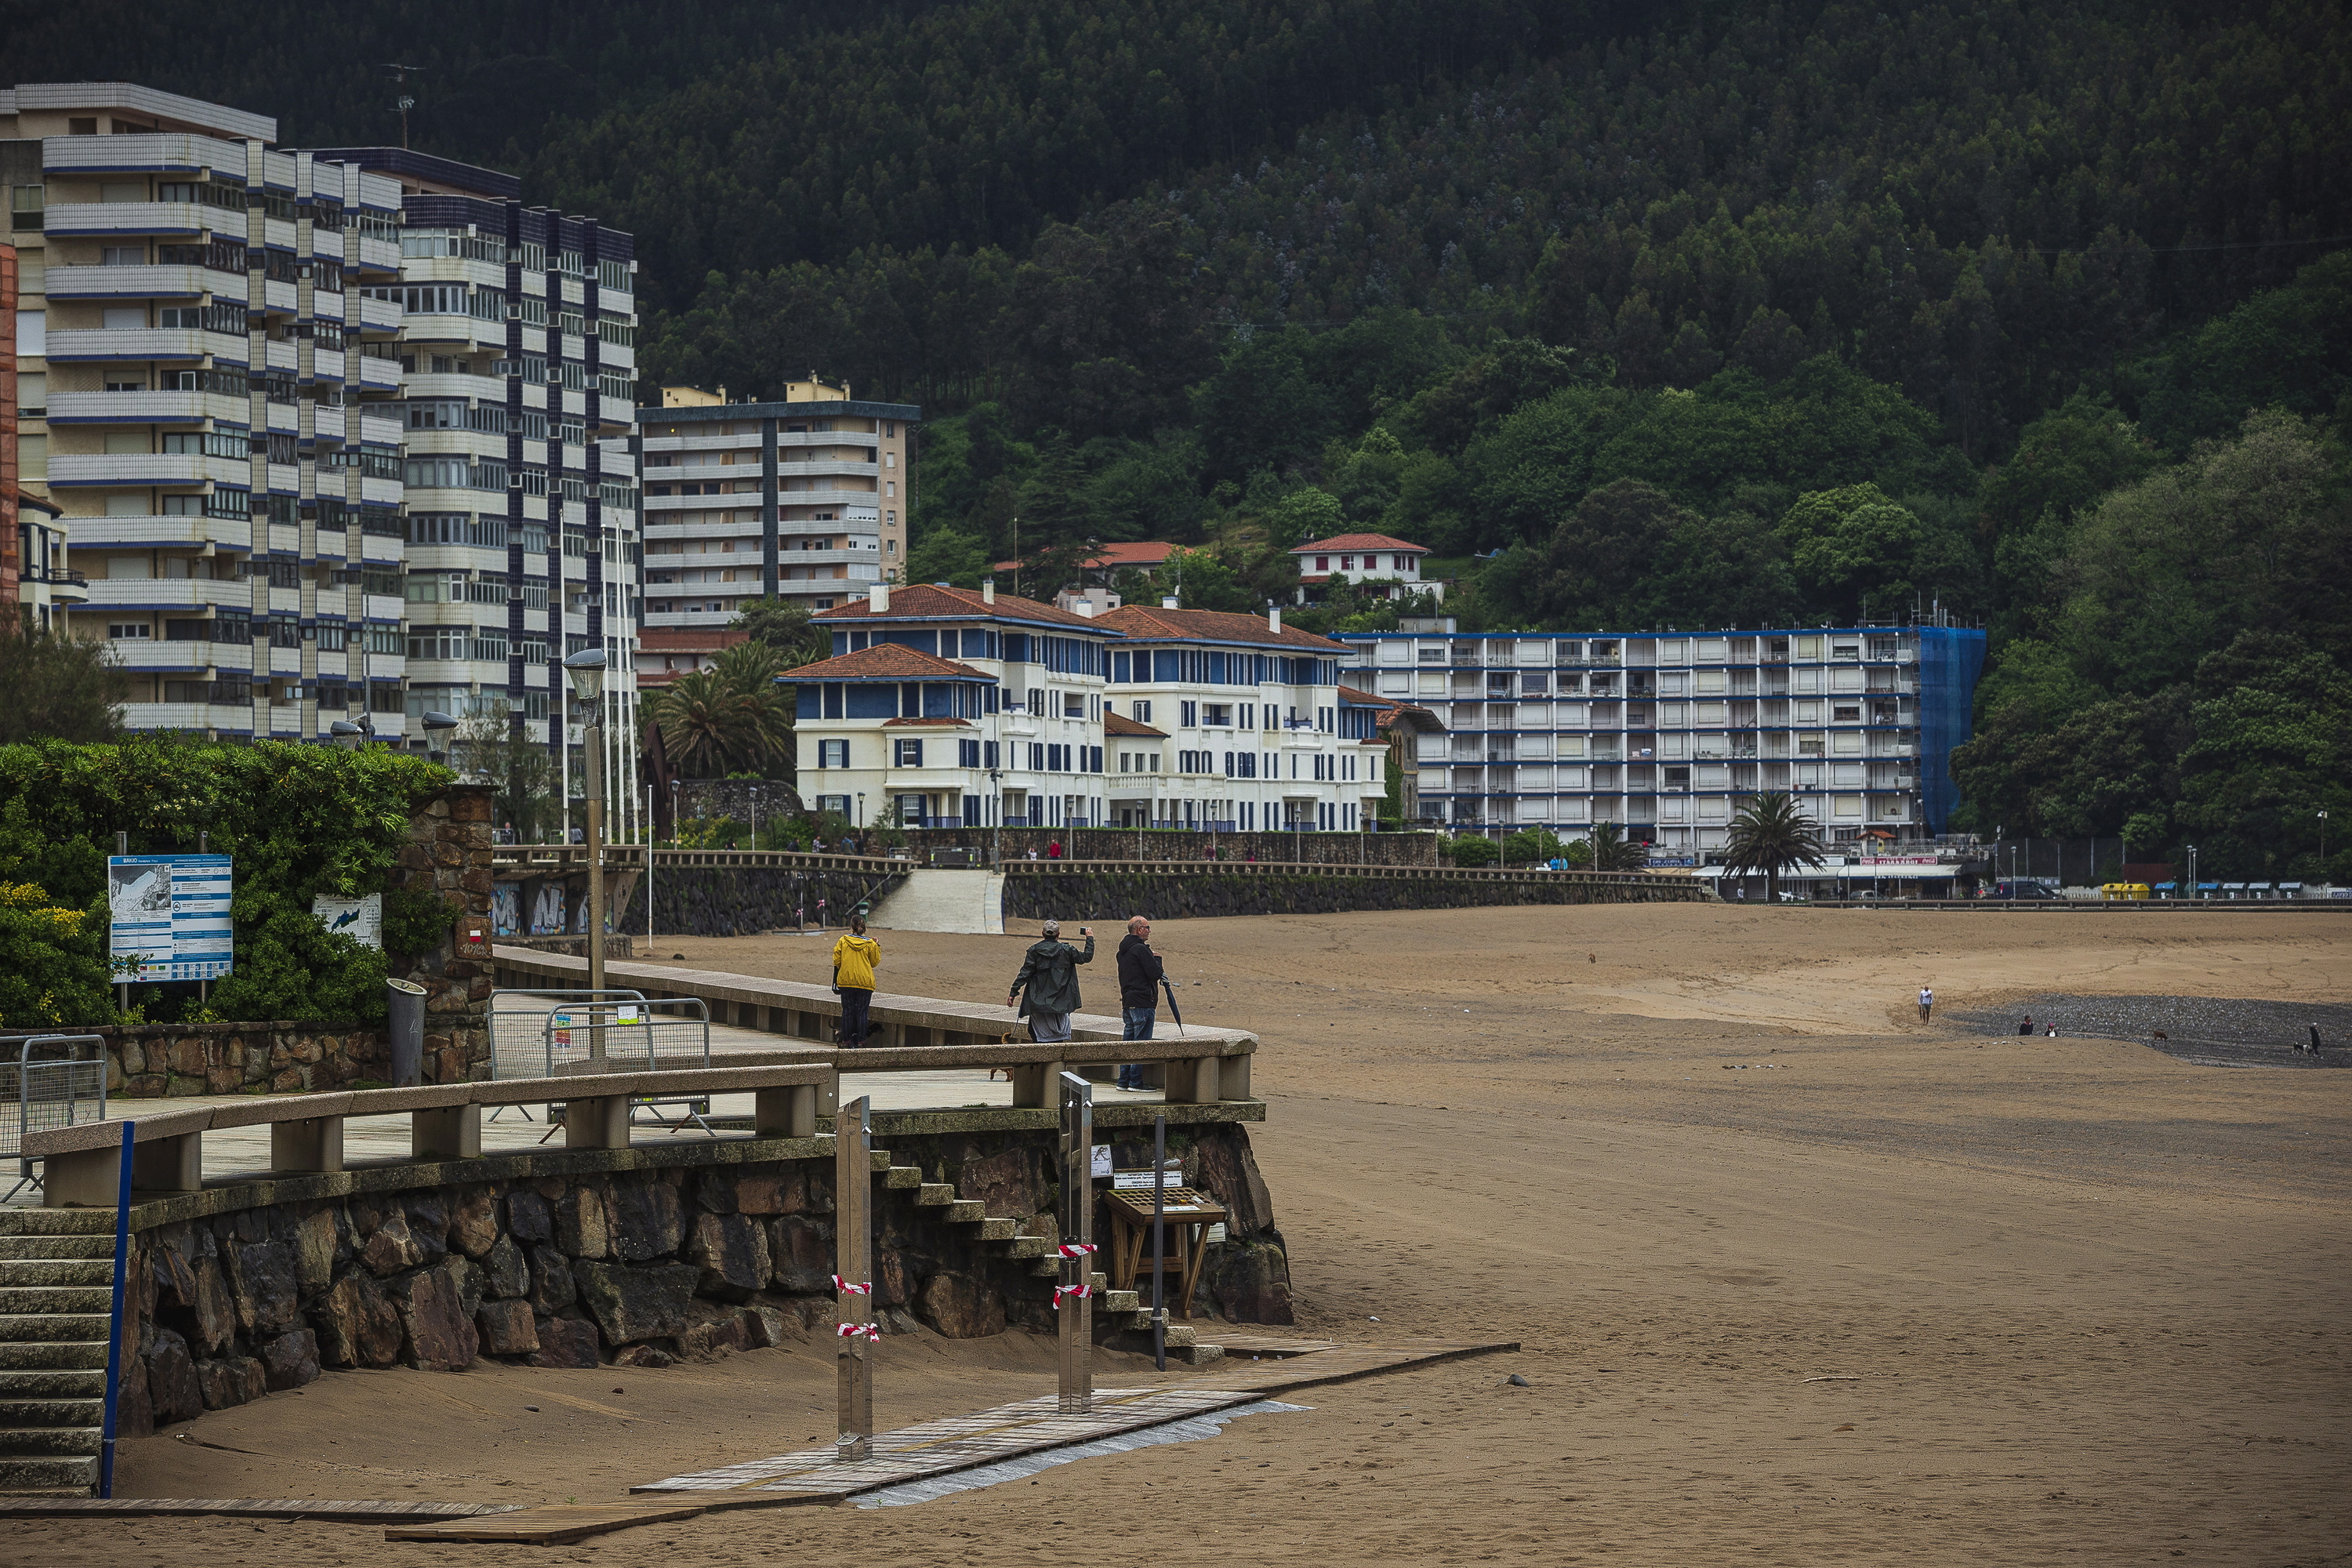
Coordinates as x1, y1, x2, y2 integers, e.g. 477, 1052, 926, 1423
9, 0, 2347, 877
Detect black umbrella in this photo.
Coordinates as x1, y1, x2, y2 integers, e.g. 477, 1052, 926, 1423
1160, 975, 1185, 1034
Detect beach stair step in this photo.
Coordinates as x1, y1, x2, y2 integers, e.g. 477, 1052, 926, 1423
976, 1218, 1020, 1241
0, 1262, 114, 1289
0, 1453, 99, 1493
0, 1399, 103, 1429
883, 1166, 923, 1190
913, 1184, 956, 1207
0, 1342, 108, 1370
0, 1289, 111, 1316
0, 1371, 104, 1399
0, 1315, 109, 1343
0, 1237, 114, 1261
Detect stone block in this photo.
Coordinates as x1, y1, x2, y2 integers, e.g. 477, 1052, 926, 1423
955, 1146, 1047, 1219
403, 1192, 451, 1262
293, 1207, 339, 1293
768, 1215, 833, 1294
679, 1312, 749, 1360
312, 1271, 404, 1368
555, 1182, 610, 1259
481, 1234, 529, 1300
259, 1328, 321, 1392
448, 1186, 499, 1258
145, 1327, 203, 1426
391, 1259, 479, 1371
527, 1316, 601, 1369
358, 1210, 423, 1276
524, 1244, 577, 1312
916, 1272, 1006, 1339
187, 1256, 237, 1355
687, 1212, 770, 1302
612, 1343, 674, 1369
743, 1305, 793, 1348
197, 1355, 267, 1411
506, 1187, 553, 1244
227, 1238, 300, 1335
1189, 1127, 1276, 1237
575, 1260, 699, 1345
1203, 1240, 1294, 1325
476, 1299, 539, 1356
608, 1176, 684, 1262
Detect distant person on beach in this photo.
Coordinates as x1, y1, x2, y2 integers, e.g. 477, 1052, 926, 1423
831, 914, 880, 1047
2310, 1024, 2325, 1054
1116, 915, 1164, 1089
1009, 920, 1093, 1043
1918, 985, 1934, 1023
2019, 1015, 2034, 1035
1047, 838, 1065, 860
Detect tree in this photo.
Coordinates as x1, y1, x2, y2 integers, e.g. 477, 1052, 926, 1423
903, 525, 993, 588
1719, 792, 1829, 902
457, 699, 560, 842
0, 633, 128, 744
1777, 483, 1926, 620
1445, 834, 1498, 866
650, 648, 798, 782
1583, 821, 1648, 871
733, 597, 829, 669
1266, 488, 1344, 550
1501, 826, 1564, 866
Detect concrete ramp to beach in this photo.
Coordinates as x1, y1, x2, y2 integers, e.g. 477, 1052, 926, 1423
869, 869, 1005, 934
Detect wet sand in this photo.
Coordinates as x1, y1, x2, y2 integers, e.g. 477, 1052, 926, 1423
15, 906, 2348, 1566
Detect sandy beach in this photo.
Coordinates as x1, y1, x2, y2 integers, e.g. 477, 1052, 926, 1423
11, 905, 2347, 1566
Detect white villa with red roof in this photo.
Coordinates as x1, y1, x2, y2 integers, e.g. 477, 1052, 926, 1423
781, 581, 1412, 835
1288, 532, 1439, 601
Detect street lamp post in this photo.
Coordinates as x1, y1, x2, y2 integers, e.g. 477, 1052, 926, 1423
421, 710, 458, 767
2320, 811, 2330, 869
2186, 844, 2198, 901
563, 649, 609, 1000
989, 767, 1003, 867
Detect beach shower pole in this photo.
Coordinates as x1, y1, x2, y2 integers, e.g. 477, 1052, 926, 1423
1058, 1070, 1094, 1414
1152, 1112, 1168, 1372
834, 1094, 874, 1461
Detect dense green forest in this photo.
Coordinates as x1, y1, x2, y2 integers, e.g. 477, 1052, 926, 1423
9, 0, 2348, 877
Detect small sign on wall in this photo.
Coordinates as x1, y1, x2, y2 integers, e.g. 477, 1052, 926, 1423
312, 892, 383, 949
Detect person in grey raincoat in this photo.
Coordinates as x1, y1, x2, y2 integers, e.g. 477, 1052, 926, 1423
1007, 920, 1094, 1043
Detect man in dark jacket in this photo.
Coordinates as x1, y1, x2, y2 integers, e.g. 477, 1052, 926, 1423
1007, 920, 1093, 1043
1114, 915, 1163, 1089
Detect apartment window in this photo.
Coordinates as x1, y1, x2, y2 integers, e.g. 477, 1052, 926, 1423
1132, 701, 1151, 723
11, 185, 45, 230
107, 622, 152, 640
895, 739, 924, 767
1180, 701, 1197, 728
819, 739, 848, 769
959, 738, 982, 768
1314, 557, 1329, 571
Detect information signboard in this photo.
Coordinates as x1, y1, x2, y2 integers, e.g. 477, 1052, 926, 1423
107, 854, 234, 981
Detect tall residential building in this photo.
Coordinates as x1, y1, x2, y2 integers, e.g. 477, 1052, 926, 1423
1336, 619, 1986, 855
640, 382, 915, 627
309, 146, 644, 834
5, 82, 408, 737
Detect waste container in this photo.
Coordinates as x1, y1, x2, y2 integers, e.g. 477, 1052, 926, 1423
387, 978, 428, 1087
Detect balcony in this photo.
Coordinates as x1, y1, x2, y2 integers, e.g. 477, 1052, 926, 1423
26, 565, 90, 603
83, 578, 249, 612
358, 296, 401, 332
43, 132, 249, 178
42, 263, 217, 301
42, 326, 241, 364
40, 201, 209, 239
48, 452, 249, 488
65, 516, 249, 550
120, 702, 234, 733
45, 390, 249, 427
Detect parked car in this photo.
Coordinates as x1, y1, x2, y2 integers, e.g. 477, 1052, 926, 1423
1983, 880, 2068, 900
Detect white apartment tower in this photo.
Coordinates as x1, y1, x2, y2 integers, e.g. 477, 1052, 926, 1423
4, 82, 410, 738
640, 383, 915, 626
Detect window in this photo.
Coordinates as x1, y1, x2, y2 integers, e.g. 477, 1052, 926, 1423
107, 622, 152, 640
1132, 700, 1151, 723
895, 739, 924, 767
959, 738, 982, 768
819, 739, 848, 769
1315, 557, 1329, 571
1180, 701, 1197, 728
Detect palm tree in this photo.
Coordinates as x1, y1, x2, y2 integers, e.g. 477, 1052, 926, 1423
1721, 792, 1829, 902
1586, 820, 1650, 871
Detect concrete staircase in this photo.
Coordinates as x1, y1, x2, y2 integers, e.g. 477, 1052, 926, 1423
875, 1152, 1220, 1363
0, 1210, 118, 1495
869, 869, 1004, 935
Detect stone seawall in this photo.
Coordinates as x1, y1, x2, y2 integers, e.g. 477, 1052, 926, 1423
617, 866, 906, 938
908, 825, 1442, 867
107, 1121, 1287, 1437
1004, 865, 1713, 921
93, 1022, 388, 1098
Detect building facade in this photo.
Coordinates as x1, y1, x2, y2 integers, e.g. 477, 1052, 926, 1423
639, 383, 916, 627
5, 82, 409, 739
787, 586, 1388, 837
1290, 531, 1436, 601
1337, 620, 1985, 855
310, 145, 644, 836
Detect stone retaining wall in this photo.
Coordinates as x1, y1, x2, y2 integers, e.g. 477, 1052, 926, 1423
1004, 866, 1713, 921
617, 866, 906, 938
111, 1122, 1287, 1437
96, 1023, 389, 1098
909, 825, 1440, 866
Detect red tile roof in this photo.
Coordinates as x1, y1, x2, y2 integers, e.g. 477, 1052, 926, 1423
777, 644, 996, 682
1094, 604, 1348, 652
1339, 684, 1447, 731
882, 716, 974, 728
813, 583, 1108, 629
992, 540, 1181, 574
1289, 533, 1429, 556
1103, 711, 1168, 738
641, 628, 749, 654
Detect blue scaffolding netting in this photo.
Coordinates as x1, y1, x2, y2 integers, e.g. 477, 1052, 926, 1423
1916, 626, 1987, 834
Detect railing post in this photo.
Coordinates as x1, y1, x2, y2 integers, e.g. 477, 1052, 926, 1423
98, 1118, 132, 1499
833, 1094, 874, 1461
1057, 1070, 1094, 1414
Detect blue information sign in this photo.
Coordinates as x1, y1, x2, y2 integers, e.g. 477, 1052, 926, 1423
107, 854, 234, 982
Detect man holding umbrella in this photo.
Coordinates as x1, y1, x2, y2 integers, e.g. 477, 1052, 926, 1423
1115, 915, 1165, 1090
1007, 920, 1094, 1043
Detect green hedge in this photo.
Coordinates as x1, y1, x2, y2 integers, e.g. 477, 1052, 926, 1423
0, 739, 448, 1029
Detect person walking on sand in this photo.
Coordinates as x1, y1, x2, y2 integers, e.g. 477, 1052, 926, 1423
1047, 838, 1065, 860
1918, 985, 1934, 1024
1115, 914, 1164, 1089
1008, 920, 1093, 1043
831, 914, 880, 1048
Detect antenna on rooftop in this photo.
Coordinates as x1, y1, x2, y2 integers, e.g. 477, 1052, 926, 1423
384, 63, 427, 150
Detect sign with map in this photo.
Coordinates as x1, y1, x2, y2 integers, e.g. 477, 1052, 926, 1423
107, 854, 234, 981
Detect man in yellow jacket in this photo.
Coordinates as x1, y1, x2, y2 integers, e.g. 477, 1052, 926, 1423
832, 913, 880, 1047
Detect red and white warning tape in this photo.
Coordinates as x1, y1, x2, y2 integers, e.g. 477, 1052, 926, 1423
833, 1276, 872, 1296
836, 1321, 880, 1341
1056, 1242, 1098, 1258
1052, 1282, 1092, 1308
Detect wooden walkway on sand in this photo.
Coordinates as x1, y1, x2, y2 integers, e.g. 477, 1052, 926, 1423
386, 1338, 1517, 1545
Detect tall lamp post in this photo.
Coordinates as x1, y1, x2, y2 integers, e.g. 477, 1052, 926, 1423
2320, 811, 2330, 871
564, 649, 609, 997
2185, 844, 2198, 902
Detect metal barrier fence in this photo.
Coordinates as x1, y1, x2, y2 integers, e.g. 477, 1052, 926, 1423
2, 1034, 108, 1201
488, 989, 649, 1081
488, 989, 715, 1135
